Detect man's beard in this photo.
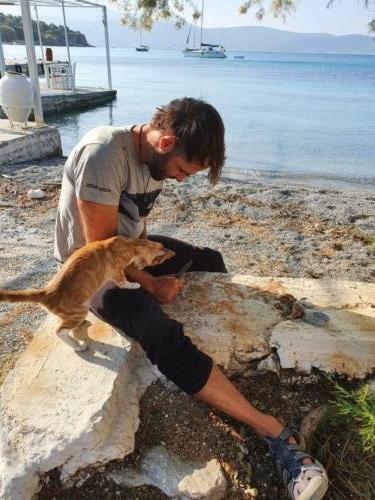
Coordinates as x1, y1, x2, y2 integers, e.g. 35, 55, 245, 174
147, 151, 175, 181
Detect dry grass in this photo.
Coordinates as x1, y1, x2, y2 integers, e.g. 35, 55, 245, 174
313, 429, 375, 499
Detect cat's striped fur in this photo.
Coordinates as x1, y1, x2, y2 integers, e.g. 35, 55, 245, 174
0, 236, 174, 351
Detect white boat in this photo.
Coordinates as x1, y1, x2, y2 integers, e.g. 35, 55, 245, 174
136, 30, 149, 52
136, 44, 149, 52
183, 0, 227, 59
183, 43, 226, 58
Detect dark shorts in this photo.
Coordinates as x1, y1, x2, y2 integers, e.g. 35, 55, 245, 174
90, 235, 227, 395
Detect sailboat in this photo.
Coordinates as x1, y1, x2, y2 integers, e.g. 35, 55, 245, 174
183, 0, 226, 59
136, 30, 149, 52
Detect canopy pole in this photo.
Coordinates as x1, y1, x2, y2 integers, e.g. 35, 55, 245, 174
61, 0, 74, 91
20, 0, 44, 126
34, 6, 44, 60
102, 6, 112, 90
0, 32, 6, 78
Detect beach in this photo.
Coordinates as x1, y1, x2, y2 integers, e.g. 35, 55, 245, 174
0, 157, 374, 361
0, 158, 374, 499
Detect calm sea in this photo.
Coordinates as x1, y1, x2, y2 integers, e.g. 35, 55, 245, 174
4, 45, 375, 189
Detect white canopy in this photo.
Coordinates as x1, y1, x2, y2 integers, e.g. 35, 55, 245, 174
0, 0, 112, 125
0, 0, 104, 9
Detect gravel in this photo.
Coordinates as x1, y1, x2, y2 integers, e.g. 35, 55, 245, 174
1, 157, 374, 498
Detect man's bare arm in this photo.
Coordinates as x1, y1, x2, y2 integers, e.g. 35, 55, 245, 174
76, 199, 181, 303
77, 199, 118, 242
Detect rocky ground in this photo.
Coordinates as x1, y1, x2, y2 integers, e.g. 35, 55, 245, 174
0, 158, 374, 499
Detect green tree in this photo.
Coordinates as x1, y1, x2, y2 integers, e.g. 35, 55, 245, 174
112, 0, 375, 33
0, 25, 16, 43
0, 13, 89, 46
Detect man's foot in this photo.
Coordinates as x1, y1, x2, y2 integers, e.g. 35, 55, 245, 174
265, 427, 328, 500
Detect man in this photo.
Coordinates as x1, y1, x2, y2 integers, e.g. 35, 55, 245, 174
54, 97, 328, 500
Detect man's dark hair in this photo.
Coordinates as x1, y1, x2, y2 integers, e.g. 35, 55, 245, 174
150, 97, 225, 185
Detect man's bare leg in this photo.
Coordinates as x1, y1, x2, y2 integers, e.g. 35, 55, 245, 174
194, 364, 283, 438
196, 364, 314, 463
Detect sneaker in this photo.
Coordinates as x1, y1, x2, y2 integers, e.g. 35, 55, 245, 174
265, 427, 328, 500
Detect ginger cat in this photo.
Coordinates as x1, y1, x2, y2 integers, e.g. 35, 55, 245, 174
0, 236, 174, 351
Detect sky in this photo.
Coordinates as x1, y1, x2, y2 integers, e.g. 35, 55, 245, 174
1, 0, 374, 35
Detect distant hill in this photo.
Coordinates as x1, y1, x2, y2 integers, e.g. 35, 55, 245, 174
0, 13, 90, 47
67, 11, 375, 54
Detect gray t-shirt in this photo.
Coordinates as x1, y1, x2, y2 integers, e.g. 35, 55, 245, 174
54, 125, 163, 262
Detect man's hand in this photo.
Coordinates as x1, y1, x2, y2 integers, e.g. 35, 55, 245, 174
150, 276, 183, 304
125, 266, 182, 304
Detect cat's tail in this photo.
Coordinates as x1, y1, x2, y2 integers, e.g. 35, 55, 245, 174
0, 289, 46, 304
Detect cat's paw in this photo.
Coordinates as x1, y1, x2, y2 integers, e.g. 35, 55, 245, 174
74, 341, 88, 352
122, 281, 141, 289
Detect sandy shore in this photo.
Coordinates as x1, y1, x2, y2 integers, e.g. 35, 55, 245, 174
0, 157, 374, 370
0, 158, 374, 499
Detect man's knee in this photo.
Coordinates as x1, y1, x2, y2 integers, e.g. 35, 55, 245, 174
143, 319, 213, 395
196, 247, 227, 273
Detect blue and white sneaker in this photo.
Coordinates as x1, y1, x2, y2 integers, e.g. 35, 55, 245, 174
265, 427, 328, 500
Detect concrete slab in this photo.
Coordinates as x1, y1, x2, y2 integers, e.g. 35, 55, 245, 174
0, 119, 62, 165
0, 86, 117, 119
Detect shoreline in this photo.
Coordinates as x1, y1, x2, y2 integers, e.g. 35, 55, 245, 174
222, 166, 375, 192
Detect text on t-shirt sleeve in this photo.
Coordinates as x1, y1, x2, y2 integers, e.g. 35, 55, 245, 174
74, 142, 127, 206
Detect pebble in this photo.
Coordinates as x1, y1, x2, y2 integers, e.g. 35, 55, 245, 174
27, 188, 47, 199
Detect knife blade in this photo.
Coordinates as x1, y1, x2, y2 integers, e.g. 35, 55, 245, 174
175, 259, 193, 278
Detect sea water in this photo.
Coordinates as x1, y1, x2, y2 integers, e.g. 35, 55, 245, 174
3, 45, 375, 188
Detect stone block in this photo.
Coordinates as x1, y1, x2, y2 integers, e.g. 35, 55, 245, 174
109, 445, 227, 499
271, 307, 375, 378
163, 273, 281, 370
232, 275, 375, 378
0, 313, 158, 499
0, 120, 62, 165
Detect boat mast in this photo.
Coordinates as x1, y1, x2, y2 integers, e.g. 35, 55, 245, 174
200, 0, 204, 46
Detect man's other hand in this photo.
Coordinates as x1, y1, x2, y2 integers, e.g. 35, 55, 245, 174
150, 276, 183, 304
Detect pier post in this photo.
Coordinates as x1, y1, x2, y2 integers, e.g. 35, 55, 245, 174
0, 32, 6, 77
20, 0, 44, 126
61, 0, 74, 91
102, 6, 113, 91
34, 6, 45, 61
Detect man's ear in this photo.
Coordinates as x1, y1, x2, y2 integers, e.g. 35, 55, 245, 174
157, 133, 176, 154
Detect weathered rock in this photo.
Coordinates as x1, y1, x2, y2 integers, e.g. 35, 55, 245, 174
271, 308, 375, 378
109, 445, 227, 499
1, 274, 373, 499
232, 276, 375, 378
163, 273, 281, 371
231, 276, 375, 309
257, 353, 281, 377
0, 313, 158, 499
